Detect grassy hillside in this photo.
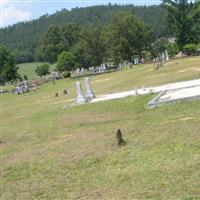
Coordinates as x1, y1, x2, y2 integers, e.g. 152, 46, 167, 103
17, 62, 56, 80
2, 57, 200, 199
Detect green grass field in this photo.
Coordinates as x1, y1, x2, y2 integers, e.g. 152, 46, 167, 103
2, 57, 200, 199
17, 62, 56, 80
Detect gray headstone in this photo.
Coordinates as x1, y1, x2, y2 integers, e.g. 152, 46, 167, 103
76, 81, 86, 105
85, 77, 95, 101
165, 49, 169, 61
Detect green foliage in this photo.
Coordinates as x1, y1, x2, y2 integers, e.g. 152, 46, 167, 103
165, 42, 179, 56
183, 44, 198, 55
23, 74, 28, 80
0, 46, 19, 84
151, 37, 169, 57
0, 5, 168, 63
108, 11, 154, 64
63, 71, 71, 78
35, 63, 50, 77
80, 24, 107, 66
162, 0, 200, 49
57, 51, 77, 72
38, 26, 65, 63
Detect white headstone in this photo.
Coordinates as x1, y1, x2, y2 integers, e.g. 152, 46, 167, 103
165, 49, 169, 61
85, 77, 95, 101
76, 81, 86, 105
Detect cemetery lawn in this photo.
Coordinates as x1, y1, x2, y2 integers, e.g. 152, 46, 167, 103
17, 62, 56, 80
2, 56, 200, 199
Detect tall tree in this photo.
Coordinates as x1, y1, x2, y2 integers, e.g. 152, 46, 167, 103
162, 0, 198, 49
108, 11, 153, 64
0, 46, 19, 84
38, 25, 65, 63
80, 24, 107, 66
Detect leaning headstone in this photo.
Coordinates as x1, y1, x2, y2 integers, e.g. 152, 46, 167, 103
76, 81, 86, 105
85, 77, 95, 101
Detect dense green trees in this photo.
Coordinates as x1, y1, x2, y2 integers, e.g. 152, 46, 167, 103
0, 4, 168, 63
108, 11, 153, 64
57, 51, 77, 72
162, 0, 200, 49
0, 46, 19, 84
38, 11, 154, 70
35, 64, 50, 77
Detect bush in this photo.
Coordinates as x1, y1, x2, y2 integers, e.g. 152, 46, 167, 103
165, 43, 179, 56
57, 51, 77, 72
23, 74, 28, 80
183, 44, 198, 55
35, 63, 50, 77
63, 71, 71, 78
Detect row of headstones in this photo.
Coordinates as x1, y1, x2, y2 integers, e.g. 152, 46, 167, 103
74, 63, 108, 75
119, 50, 170, 69
76, 77, 95, 105
15, 80, 29, 95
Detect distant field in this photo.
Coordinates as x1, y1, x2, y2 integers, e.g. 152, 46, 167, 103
17, 62, 56, 80
2, 56, 200, 199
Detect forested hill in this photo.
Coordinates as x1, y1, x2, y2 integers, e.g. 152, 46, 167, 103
0, 4, 168, 63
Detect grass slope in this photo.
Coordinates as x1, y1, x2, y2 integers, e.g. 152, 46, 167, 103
2, 57, 200, 199
17, 62, 56, 80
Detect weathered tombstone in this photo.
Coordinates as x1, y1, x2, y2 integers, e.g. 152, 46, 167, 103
76, 81, 86, 105
116, 129, 125, 146
81, 68, 84, 73
162, 53, 165, 62
15, 85, 21, 95
103, 63, 106, 70
55, 92, 58, 97
85, 77, 95, 101
165, 49, 169, 61
24, 80, 28, 92
63, 90, 68, 95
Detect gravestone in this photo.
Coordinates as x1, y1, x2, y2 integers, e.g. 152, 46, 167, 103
15, 85, 21, 95
165, 49, 169, 61
116, 129, 125, 146
63, 90, 67, 95
76, 81, 86, 105
85, 77, 95, 101
24, 80, 28, 92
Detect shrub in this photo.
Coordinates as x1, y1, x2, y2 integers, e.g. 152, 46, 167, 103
23, 74, 28, 80
35, 63, 50, 77
63, 71, 71, 78
183, 44, 198, 55
57, 51, 77, 72
165, 43, 179, 56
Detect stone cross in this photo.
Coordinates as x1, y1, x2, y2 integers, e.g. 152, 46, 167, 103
85, 77, 95, 101
76, 81, 86, 105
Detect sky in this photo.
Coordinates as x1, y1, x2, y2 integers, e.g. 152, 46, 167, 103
0, 0, 162, 28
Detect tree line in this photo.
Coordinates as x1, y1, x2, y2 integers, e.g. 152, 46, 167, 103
0, 1, 200, 84
0, 4, 168, 63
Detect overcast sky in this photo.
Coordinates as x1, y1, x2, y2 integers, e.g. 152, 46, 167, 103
0, 0, 162, 28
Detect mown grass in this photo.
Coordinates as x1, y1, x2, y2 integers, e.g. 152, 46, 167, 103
17, 62, 56, 80
2, 57, 200, 199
